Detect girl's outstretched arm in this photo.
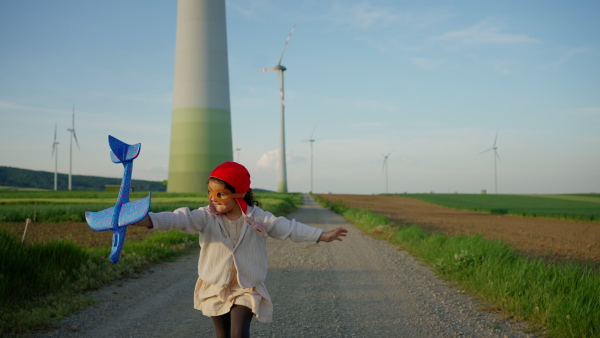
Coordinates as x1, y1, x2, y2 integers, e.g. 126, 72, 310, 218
318, 226, 348, 243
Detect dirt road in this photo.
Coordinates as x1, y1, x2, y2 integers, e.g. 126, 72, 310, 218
36, 195, 533, 337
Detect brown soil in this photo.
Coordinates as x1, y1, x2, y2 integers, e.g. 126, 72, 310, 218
317, 194, 600, 264
1, 222, 153, 248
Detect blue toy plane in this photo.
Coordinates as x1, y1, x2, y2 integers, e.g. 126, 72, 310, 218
85, 136, 152, 263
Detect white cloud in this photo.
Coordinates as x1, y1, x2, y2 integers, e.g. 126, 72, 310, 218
409, 57, 442, 70
331, 1, 401, 29
255, 149, 279, 169
255, 148, 303, 170
434, 19, 537, 45
0, 100, 65, 114
401, 157, 415, 165
540, 47, 590, 69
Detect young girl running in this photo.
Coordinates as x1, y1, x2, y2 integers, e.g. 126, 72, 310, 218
134, 161, 347, 338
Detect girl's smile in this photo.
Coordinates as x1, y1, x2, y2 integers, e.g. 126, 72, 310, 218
208, 180, 242, 220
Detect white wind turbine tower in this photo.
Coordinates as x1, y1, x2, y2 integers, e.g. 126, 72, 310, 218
51, 123, 59, 191
259, 24, 296, 193
67, 105, 80, 191
480, 129, 501, 194
381, 151, 393, 194
301, 123, 318, 193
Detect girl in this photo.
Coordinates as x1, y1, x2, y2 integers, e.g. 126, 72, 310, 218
134, 161, 347, 338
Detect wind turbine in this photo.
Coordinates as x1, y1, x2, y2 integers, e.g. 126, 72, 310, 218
381, 151, 393, 194
301, 123, 318, 193
67, 105, 80, 191
259, 24, 296, 193
234, 138, 241, 163
51, 123, 59, 191
480, 129, 501, 194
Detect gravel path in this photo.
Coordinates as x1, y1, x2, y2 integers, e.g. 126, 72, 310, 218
35, 195, 535, 337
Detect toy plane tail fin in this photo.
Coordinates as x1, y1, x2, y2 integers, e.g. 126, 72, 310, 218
109, 135, 141, 164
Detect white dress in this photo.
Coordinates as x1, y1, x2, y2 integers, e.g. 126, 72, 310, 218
193, 215, 273, 322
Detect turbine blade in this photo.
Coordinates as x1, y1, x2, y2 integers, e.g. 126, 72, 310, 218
71, 104, 80, 149
494, 129, 499, 147
479, 148, 493, 154
495, 150, 501, 162
309, 123, 318, 139
73, 131, 80, 150
259, 67, 277, 72
277, 24, 296, 66
52, 122, 57, 156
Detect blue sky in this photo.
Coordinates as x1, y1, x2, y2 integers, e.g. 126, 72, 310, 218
1, 0, 599, 194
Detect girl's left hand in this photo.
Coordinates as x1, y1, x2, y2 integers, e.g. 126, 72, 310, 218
318, 226, 348, 242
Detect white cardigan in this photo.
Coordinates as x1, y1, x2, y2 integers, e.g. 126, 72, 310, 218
148, 205, 323, 289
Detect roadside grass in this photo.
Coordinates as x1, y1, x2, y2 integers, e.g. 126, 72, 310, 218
0, 228, 198, 335
0, 192, 301, 335
400, 193, 600, 222
314, 195, 599, 338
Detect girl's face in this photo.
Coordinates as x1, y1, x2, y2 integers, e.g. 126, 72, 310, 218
208, 180, 240, 216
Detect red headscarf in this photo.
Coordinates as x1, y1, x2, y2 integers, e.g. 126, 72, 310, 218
209, 162, 252, 213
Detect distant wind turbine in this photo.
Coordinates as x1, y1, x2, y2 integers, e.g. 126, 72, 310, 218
301, 123, 318, 193
234, 138, 241, 163
259, 24, 296, 193
51, 122, 59, 191
381, 151, 393, 194
480, 129, 501, 194
67, 105, 80, 191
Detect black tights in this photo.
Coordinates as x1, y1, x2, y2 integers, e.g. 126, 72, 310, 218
211, 305, 254, 338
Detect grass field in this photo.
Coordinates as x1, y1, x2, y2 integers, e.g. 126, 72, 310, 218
400, 193, 600, 222
0, 191, 301, 222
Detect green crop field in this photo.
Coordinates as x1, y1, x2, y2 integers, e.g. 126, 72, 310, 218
399, 193, 600, 222
0, 191, 302, 222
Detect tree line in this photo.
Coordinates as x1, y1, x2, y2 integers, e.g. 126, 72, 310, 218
0, 166, 167, 192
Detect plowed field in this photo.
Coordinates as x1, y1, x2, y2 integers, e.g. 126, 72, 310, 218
316, 194, 600, 264
2, 221, 153, 247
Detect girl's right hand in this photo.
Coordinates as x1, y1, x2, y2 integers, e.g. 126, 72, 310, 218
318, 226, 348, 242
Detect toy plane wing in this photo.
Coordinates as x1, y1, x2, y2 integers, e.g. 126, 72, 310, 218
85, 193, 151, 231
118, 193, 152, 226
85, 208, 115, 231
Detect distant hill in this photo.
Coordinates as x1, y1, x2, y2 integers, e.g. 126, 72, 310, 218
0, 166, 166, 192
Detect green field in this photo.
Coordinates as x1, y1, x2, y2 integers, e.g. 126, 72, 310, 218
0, 191, 301, 222
400, 193, 600, 222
